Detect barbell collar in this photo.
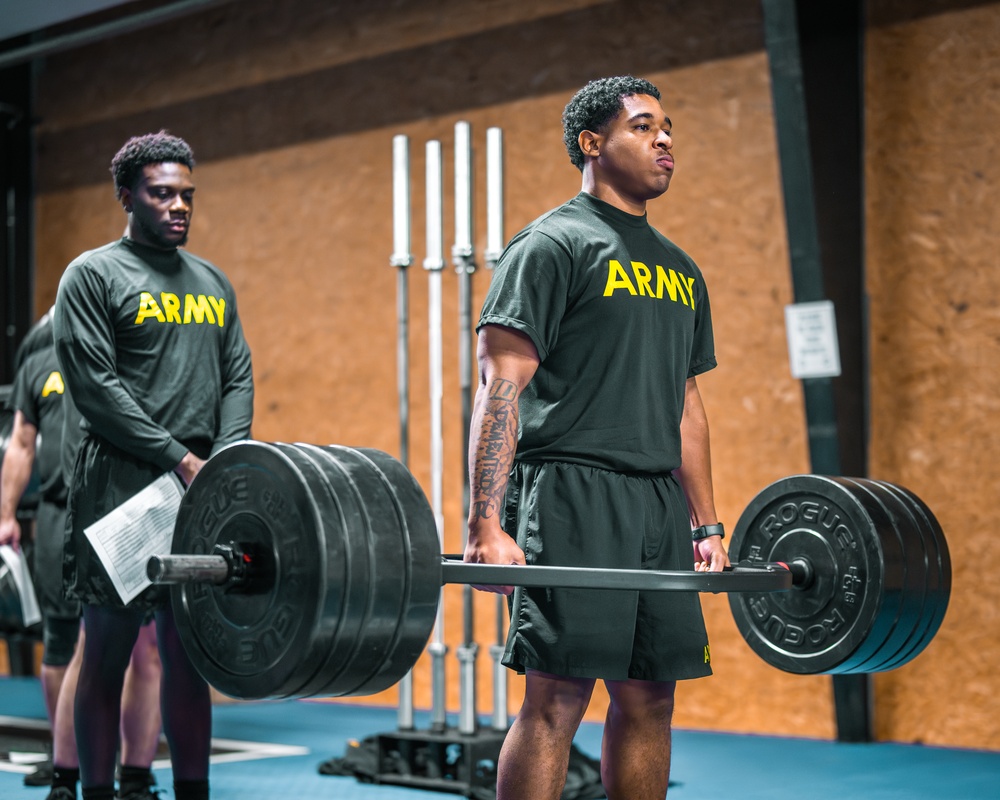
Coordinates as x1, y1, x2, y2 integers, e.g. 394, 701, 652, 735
148, 554, 231, 586
147, 542, 260, 590
783, 558, 814, 589
439, 559, 794, 593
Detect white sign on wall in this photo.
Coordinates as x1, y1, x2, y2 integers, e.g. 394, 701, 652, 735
784, 300, 842, 379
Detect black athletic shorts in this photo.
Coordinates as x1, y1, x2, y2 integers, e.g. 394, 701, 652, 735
35, 500, 82, 665
64, 435, 172, 611
501, 461, 713, 682
35, 500, 81, 620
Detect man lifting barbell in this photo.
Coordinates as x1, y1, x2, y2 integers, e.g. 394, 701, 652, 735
461, 75, 727, 800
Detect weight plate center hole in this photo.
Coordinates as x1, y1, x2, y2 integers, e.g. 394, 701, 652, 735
211, 513, 277, 627
769, 529, 837, 619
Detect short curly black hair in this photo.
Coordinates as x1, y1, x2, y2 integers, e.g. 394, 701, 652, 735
562, 76, 662, 171
110, 131, 195, 197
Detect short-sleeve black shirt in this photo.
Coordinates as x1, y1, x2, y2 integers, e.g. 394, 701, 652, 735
478, 192, 716, 474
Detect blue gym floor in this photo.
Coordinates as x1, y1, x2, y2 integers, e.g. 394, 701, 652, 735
1, 676, 998, 799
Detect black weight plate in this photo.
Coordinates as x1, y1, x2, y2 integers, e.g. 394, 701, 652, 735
327, 446, 439, 696
289, 443, 409, 697
827, 478, 926, 674
267, 443, 368, 698
171, 441, 331, 700
728, 475, 888, 674
835, 478, 931, 673
867, 480, 950, 671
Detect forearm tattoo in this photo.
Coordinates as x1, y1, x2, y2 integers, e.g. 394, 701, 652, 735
470, 378, 518, 524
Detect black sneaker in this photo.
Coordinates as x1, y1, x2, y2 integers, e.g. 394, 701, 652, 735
115, 767, 159, 799
116, 789, 163, 800
25, 759, 53, 786
43, 787, 75, 800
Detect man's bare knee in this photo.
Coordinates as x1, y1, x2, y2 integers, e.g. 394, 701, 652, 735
522, 671, 595, 731
606, 679, 675, 724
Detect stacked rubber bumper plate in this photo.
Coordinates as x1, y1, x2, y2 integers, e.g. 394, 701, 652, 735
727, 475, 950, 674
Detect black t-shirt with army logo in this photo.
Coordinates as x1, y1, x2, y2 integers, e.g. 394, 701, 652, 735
478, 192, 716, 475
8, 345, 68, 504
53, 237, 254, 471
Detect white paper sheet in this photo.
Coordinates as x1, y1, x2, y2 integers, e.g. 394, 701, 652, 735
0, 544, 42, 627
83, 472, 184, 604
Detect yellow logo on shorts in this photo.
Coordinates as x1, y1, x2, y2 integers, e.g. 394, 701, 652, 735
704, 644, 711, 664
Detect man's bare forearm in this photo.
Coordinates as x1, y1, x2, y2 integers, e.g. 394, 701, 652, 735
468, 377, 519, 527
674, 377, 719, 526
0, 418, 37, 524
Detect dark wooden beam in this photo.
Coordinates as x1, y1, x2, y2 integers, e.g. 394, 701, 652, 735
760, 0, 870, 742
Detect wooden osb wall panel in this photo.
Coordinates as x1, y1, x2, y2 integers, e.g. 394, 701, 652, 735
866, 1, 1000, 750
24, 0, 999, 750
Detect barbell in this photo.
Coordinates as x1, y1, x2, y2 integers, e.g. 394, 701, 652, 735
147, 441, 950, 700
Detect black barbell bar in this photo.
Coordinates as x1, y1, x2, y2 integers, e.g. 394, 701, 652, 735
148, 548, 801, 594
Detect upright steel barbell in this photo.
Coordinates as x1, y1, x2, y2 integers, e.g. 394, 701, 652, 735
147, 441, 950, 700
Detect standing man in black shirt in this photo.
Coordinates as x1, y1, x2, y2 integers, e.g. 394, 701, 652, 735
53, 131, 254, 800
465, 76, 729, 799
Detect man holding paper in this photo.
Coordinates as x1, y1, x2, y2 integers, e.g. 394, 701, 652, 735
53, 131, 254, 800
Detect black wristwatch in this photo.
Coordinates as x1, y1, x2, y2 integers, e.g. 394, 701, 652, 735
691, 523, 725, 541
